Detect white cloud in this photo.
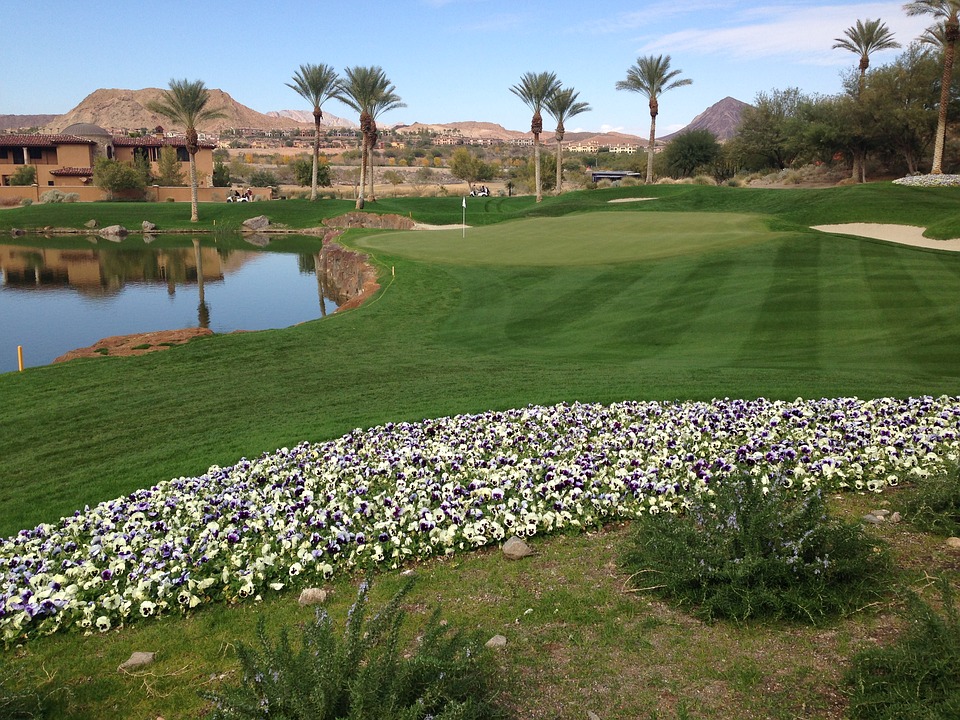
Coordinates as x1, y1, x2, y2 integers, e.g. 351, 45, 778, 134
600, 124, 626, 133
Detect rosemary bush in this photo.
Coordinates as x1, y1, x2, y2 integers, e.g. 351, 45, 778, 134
201, 577, 507, 719
846, 577, 960, 719
620, 475, 893, 623
902, 471, 960, 537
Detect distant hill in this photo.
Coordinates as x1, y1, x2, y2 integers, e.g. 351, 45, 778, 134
41, 88, 354, 134
660, 97, 750, 143
265, 109, 357, 129
0, 114, 59, 132
395, 121, 527, 141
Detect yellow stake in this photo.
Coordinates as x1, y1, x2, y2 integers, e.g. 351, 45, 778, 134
17, 345, 24, 372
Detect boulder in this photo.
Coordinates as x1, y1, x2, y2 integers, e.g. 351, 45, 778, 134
84, 219, 98, 229
323, 212, 416, 231
99, 225, 128, 240
245, 233, 270, 247
141, 220, 157, 232
485, 634, 507, 649
502, 536, 534, 560
10, 228, 24, 237
118, 651, 155, 672
946, 537, 960, 549
242, 215, 271, 231
298, 588, 327, 606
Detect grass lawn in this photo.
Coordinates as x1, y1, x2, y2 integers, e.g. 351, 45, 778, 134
1, 183, 960, 718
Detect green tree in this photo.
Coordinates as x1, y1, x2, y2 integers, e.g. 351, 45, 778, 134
248, 169, 279, 188
382, 169, 404, 195
616, 55, 693, 184
155, 145, 186, 186
92, 157, 146, 200
286, 63, 340, 201
449, 147, 497, 191
544, 87, 591, 194
132, 150, 153, 185
661, 129, 721, 177
409, 165, 434, 194
510, 71, 562, 202
905, 0, 960, 173
212, 160, 230, 187
336, 66, 405, 209
833, 18, 901, 181
146, 79, 226, 221
293, 156, 331, 187
730, 88, 811, 170
7, 165, 36, 186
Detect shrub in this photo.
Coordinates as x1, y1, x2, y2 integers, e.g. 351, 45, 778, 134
19, 198, 32, 206
901, 471, 960, 537
7, 166, 36, 186
620, 475, 893, 623
39, 190, 78, 203
846, 577, 960, 719
201, 578, 508, 720
692, 175, 715, 186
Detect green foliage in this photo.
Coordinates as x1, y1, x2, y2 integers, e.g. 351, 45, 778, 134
8, 165, 36, 186
449, 147, 498, 187
292, 157, 331, 188
902, 471, 960, 536
38, 190, 79, 203
661, 129, 721, 178
620, 475, 893, 623
846, 577, 960, 719
248, 169, 279, 188
155, 146, 186, 186
212, 160, 231, 188
92, 157, 146, 200
201, 578, 507, 720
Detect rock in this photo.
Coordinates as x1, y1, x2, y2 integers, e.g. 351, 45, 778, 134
502, 536, 533, 560
946, 537, 960, 549
10, 228, 24, 237
99, 225, 128, 240
85, 219, 98, 229
245, 233, 270, 247
890, 511, 901, 524
298, 588, 327, 606
323, 212, 416, 231
141, 220, 157, 232
485, 634, 507, 649
862, 513, 884, 524
873, 509, 891, 517
143, 234, 157, 244
588, 712, 602, 720
242, 215, 271, 231
118, 651, 155, 672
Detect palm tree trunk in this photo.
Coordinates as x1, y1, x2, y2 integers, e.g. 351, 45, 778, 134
188, 152, 199, 222
534, 133, 542, 202
368, 139, 376, 201
555, 138, 563, 195
356, 139, 367, 210
932, 34, 957, 174
311, 117, 321, 201
646, 116, 657, 184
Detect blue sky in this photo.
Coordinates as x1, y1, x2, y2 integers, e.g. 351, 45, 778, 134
1, 1, 934, 136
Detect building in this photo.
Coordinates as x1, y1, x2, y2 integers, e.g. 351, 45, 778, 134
0, 123, 217, 202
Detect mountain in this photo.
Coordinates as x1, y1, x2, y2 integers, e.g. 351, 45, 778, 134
40, 88, 354, 134
660, 96, 750, 143
0, 114, 59, 132
394, 121, 527, 141
265, 109, 357, 129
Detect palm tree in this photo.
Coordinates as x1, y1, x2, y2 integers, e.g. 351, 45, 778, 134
510, 72, 562, 202
616, 55, 692, 184
147, 79, 225, 222
833, 19, 900, 181
545, 87, 591, 194
905, 0, 960, 174
336, 66, 404, 209
366, 91, 405, 202
286, 64, 340, 201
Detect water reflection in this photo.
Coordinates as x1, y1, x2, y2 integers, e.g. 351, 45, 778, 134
0, 237, 343, 372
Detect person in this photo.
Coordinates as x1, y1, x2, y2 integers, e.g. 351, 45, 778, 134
244, 188, 253, 202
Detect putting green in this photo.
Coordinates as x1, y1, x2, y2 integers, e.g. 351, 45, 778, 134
356, 211, 783, 266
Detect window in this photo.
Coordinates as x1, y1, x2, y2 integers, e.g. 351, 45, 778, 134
176, 147, 189, 162
28, 148, 43, 160
0, 148, 7, 159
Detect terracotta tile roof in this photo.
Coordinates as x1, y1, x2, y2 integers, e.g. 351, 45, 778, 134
51, 167, 94, 176
112, 136, 216, 149
0, 134, 96, 147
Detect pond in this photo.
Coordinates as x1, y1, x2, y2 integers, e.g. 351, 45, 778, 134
0, 236, 340, 374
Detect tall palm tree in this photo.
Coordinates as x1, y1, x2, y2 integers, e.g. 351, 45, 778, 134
510, 72, 562, 202
616, 55, 692, 184
147, 79, 225, 222
336, 66, 404, 209
366, 91, 405, 201
905, 0, 960, 174
544, 87, 591, 194
833, 19, 900, 182
286, 64, 340, 201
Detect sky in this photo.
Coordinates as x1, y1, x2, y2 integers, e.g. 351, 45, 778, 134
0, 1, 935, 137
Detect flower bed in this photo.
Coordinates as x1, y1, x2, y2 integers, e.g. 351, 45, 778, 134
893, 174, 960, 187
2, 397, 960, 642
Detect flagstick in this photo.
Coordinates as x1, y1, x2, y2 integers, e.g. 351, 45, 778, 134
462, 197, 466, 239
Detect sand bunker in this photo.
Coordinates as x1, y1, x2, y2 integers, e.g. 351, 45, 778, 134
607, 197, 658, 204
811, 223, 960, 252
412, 223, 469, 231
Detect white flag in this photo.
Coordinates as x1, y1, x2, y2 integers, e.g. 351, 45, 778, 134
462, 196, 466, 209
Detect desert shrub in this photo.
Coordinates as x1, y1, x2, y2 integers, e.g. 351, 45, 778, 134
201, 578, 508, 720
7, 166, 36, 186
692, 175, 715, 185
596, 179, 613, 189
0, 196, 22, 207
846, 577, 960, 719
620, 176, 641, 187
19, 198, 32, 206
901, 471, 960, 537
726, 178, 743, 188
621, 475, 893, 623
39, 190, 78, 203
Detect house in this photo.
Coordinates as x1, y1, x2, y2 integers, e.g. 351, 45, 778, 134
0, 123, 217, 202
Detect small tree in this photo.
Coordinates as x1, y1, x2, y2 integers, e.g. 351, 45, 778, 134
155, 145, 186, 186
7, 166, 36, 186
449, 147, 497, 191
661, 129, 721, 177
409, 165, 433, 194
212, 160, 230, 187
382, 169, 404, 195
93, 157, 146, 200
293, 157, 331, 187
248, 169, 279, 188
